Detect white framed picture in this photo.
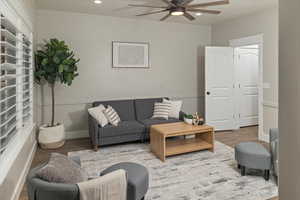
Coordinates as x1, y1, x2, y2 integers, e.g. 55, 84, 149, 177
112, 42, 149, 68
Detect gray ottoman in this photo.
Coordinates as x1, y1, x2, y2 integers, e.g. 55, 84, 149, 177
235, 142, 271, 180
101, 162, 149, 200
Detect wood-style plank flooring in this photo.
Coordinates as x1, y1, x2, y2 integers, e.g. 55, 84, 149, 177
19, 126, 278, 200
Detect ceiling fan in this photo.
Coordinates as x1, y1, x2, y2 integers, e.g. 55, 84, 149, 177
128, 0, 229, 21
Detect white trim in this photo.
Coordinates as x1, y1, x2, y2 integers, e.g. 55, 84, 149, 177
66, 130, 89, 139
0, 124, 36, 185
3, 0, 33, 33
11, 141, 37, 200
260, 131, 270, 143
263, 101, 279, 108
229, 34, 264, 140
229, 35, 263, 47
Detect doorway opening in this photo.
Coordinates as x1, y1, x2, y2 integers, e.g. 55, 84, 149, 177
204, 35, 263, 140
230, 35, 264, 140
234, 45, 259, 128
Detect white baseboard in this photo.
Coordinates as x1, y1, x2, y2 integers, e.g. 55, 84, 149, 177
66, 130, 89, 140
11, 141, 37, 200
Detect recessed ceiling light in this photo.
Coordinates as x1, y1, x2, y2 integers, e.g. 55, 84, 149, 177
196, 13, 203, 16
94, 0, 102, 4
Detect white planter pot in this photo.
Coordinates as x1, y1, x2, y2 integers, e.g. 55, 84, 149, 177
184, 118, 193, 125
38, 124, 65, 149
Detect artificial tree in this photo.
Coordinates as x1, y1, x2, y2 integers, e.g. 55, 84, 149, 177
35, 39, 79, 127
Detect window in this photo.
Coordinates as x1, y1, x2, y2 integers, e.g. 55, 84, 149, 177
0, 14, 33, 156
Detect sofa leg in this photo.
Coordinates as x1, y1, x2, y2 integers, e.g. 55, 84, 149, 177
93, 144, 98, 152
241, 166, 246, 176
264, 170, 270, 181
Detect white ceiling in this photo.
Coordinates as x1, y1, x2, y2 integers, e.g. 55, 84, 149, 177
36, 0, 278, 25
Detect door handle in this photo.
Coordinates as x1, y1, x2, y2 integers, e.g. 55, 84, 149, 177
206, 91, 211, 95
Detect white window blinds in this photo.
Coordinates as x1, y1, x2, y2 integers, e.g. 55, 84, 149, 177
0, 14, 33, 156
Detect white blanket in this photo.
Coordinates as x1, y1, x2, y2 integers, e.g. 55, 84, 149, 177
77, 169, 127, 200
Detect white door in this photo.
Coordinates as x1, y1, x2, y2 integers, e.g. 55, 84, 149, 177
235, 47, 259, 127
205, 47, 235, 131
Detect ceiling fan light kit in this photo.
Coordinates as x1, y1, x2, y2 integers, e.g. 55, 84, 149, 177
171, 8, 185, 16
94, 0, 102, 4
129, 0, 229, 21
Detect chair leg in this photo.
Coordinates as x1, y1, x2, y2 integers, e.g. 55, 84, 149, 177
264, 170, 270, 181
241, 166, 246, 176
238, 164, 241, 169
141, 197, 145, 200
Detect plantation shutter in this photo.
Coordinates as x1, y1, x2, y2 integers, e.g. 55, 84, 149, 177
0, 13, 33, 156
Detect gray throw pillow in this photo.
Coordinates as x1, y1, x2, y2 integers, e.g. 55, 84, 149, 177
36, 153, 88, 184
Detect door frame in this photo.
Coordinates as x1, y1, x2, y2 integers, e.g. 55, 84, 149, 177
229, 34, 264, 138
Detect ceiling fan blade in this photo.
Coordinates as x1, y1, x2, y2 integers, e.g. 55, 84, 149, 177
160, 0, 176, 7
136, 9, 169, 16
128, 4, 168, 9
187, 8, 221, 14
180, 0, 194, 6
187, 0, 229, 8
183, 12, 196, 21
160, 13, 171, 21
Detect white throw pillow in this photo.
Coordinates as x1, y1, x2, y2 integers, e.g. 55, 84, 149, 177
152, 102, 171, 120
103, 105, 121, 126
88, 104, 108, 127
163, 99, 183, 119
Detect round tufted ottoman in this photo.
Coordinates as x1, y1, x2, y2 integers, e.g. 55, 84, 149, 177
235, 142, 271, 180
101, 162, 149, 200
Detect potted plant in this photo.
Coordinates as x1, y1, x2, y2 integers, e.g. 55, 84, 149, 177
184, 114, 194, 125
35, 39, 79, 149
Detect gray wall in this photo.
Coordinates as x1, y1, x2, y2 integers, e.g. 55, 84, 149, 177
279, 0, 300, 199
211, 7, 279, 140
36, 10, 211, 137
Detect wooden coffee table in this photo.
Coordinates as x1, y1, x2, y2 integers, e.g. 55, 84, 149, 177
150, 122, 214, 162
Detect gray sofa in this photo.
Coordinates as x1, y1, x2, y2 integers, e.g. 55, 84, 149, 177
88, 97, 185, 150
269, 128, 279, 178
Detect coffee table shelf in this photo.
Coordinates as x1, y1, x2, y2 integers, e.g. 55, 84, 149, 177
166, 137, 213, 156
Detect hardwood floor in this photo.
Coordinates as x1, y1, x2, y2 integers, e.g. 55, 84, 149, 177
19, 126, 278, 200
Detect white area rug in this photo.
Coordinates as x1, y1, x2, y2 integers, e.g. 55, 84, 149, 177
68, 141, 278, 200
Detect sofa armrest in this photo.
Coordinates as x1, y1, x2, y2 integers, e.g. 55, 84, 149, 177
179, 111, 186, 121
270, 128, 279, 142
88, 114, 99, 146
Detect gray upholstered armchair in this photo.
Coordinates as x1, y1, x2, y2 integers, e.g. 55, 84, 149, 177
27, 157, 149, 200
269, 128, 279, 178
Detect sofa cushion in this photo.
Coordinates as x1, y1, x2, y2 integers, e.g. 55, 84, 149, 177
100, 121, 145, 138
135, 98, 165, 121
139, 118, 181, 131
93, 100, 135, 121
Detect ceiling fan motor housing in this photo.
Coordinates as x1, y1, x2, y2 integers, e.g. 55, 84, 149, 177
171, 0, 186, 5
